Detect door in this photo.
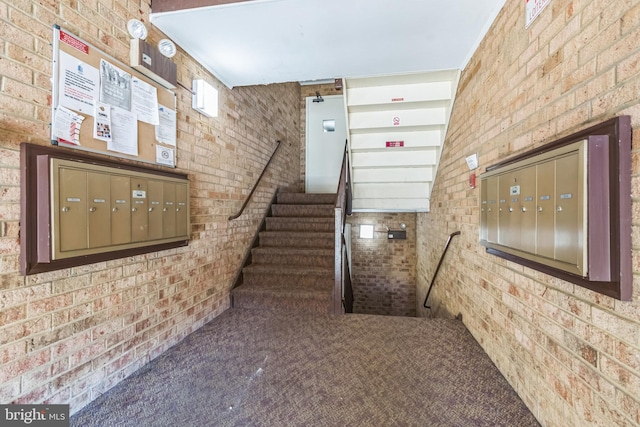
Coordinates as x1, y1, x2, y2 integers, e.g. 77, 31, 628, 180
305, 95, 347, 193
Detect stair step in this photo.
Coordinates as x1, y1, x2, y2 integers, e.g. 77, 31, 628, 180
232, 283, 332, 314
277, 192, 336, 205
251, 247, 334, 268
258, 231, 334, 248
242, 264, 334, 288
271, 204, 334, 218
265, 217, 334, 232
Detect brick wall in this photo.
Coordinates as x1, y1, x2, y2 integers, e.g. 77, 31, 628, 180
0, 1, 300, 414
418, 1, 640, 426
348, 213, 416, 316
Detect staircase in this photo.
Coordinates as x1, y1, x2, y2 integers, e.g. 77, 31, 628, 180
343, 70, 459, 212
231, 191, 337, 314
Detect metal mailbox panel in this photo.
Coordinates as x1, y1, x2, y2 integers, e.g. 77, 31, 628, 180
147, 180, 164, 240
536, 160, 555, 259
175, 183, 188, 237
131, 178, 149, 242
87, 172, 111, 249
162, 182, 177, 238
555, 152, 581, 266
111, 175, 131, 245
57, 167, 88, 253
480, 139, 587, 277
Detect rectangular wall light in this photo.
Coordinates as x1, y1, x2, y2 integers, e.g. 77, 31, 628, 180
192, 79, 218, 118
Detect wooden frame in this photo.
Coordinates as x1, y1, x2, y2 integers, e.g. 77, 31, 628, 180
480, 116, 632, 300
20, 143, 189, 276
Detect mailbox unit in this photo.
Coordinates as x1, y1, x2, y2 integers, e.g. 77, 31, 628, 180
479, 117, 632, 300
20, 143, 190, 275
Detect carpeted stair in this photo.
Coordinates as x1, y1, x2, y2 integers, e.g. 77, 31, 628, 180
232, 191, 337, 314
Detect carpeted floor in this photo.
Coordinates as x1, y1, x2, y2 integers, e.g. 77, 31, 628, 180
71, 308, 540, 427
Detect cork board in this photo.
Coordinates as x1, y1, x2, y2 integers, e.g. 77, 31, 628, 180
51, 25, 177, 167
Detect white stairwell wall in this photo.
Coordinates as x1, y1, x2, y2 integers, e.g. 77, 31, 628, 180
344, 71, 459, 212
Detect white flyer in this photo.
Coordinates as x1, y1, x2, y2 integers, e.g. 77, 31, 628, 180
93, 101, 112, 142
155, 104, 176, 146
100, 59, 132, 111
156, 145, 175, 167
58, 50, 99, 115
53, 106, 84, 145
132, 77, 159, 125
108, 106, 138, 156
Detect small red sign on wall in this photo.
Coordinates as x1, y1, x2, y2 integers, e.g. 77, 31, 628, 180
60, 30, 89, 54
386, 141, 404, 148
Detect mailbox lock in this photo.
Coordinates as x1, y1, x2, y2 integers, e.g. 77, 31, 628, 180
112, 207, 118, 213
61, 206, 70, 212
163, 208, 168, 212
176, 208, 181, 212
131, 207, 137, 212
557, 206, 563, 212
538, 206, 543, 212
89, 207, 97, 212
148, 207, 154, 212
508, 207, 513, 212
521, 207, 527, 212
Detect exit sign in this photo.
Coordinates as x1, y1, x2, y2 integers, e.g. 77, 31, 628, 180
386, 141, 404, 148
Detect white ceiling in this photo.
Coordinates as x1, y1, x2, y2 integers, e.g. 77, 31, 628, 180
150, 0, 506, 88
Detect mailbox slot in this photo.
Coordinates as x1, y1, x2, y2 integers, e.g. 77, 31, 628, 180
478, 116, 632, 300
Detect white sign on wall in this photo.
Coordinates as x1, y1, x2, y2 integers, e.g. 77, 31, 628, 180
526, 0, 552, 28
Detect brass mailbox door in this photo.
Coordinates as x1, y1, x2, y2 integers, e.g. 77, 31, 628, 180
480, 178, 488, 241
131, 178, 149, 242
555, 153, 580, 265
111, 175, 131, 245
87, 171, 111, 248
175, 183, 188, 238
517, 166, 536, 254
147, 180, 164, 240
536, 160, 555, 259
58, 167, 88, 253
486, 176, 498, 243
162, 182, 177, 238
498, 173, 515, 248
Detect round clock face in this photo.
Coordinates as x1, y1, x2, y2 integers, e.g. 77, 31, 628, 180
158, 39, 177, 58
127, 19, 148, 40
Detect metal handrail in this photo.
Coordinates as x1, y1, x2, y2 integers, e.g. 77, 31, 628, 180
228, 140, 282, 221
423, 231, 461, 309
333, 140, 352, 314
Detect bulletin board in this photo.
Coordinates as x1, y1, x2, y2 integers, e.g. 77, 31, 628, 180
51, 25, 178, 167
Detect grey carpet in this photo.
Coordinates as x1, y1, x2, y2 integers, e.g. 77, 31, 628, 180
71, 308, 540, 427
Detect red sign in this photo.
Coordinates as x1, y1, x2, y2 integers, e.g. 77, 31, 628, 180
386, 141, 404, 148
391, 97, 404, 102
60, 30, 89, 54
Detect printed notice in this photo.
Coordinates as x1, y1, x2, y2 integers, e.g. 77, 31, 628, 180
53, 106, 84, 145
93, 101, 112, 142
58, 50, 99, 114
155, 104, 176, 146
100, 59, 132, 111
108, 106, 138, 156
156, 145, 175, 167
132, 77, 159, 125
